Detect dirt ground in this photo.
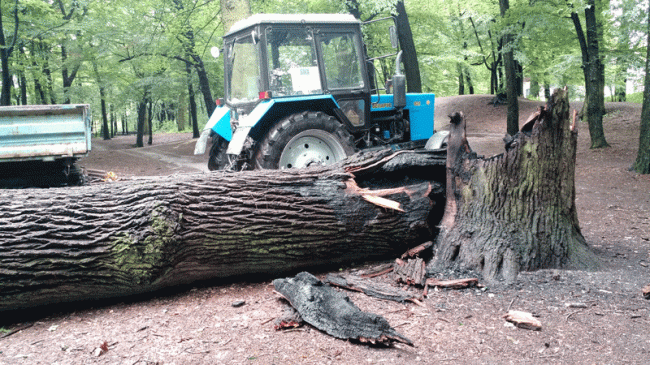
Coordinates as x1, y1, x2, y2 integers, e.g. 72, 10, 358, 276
1, 95, 649, 364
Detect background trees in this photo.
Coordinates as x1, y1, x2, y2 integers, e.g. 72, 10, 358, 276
0, 0, 647, 160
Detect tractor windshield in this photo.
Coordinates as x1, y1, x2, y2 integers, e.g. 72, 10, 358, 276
266, 28, 321, 97
227, 34, 261, 104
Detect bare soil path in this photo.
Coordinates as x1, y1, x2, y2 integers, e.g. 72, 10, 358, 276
1, 95, 649, 365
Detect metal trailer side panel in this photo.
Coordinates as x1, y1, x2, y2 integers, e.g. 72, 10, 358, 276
0, 104, 91, 163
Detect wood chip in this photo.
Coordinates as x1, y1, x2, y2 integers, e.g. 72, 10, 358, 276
642, 284, 650, 299
425, 277, 479, 289
503, 310, 542, 331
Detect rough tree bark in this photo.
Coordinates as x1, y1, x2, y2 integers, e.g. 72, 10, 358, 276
571, 1, 609, 149
500, 0, 519, 136
0, 150, 445, 312
633, 3, 650, 174
427, 88, 599, 284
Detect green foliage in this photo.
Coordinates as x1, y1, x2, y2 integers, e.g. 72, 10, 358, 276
627, 92, 644, 104
2, 0, 647, 121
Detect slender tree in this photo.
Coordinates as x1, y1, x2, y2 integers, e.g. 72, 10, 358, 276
632, 2, 650, 174
500, 0, 519, 136
0, 0, 19, 106
395, 1, 422, 93
571, 0, 609, 148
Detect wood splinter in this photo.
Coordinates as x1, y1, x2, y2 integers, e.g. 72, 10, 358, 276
503, 310, 542, 331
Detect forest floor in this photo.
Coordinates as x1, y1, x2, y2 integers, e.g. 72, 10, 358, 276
1, 95, 649, 364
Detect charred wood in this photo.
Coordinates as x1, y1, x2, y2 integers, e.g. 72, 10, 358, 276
273, 272, 413, 346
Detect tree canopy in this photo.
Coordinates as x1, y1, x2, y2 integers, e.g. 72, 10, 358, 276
0, 0, 647, 150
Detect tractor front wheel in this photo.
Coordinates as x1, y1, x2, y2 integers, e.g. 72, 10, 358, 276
208, 136, 232, 171
254, 112, 355, 169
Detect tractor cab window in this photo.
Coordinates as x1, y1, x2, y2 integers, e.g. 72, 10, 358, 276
266, 28, 322, 97
227, 35, 261, 103
319, 33, 364, 90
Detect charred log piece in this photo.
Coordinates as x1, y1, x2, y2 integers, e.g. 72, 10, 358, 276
428, 88, 599, 284
393, 258, 426, 286
0, 149, 445, 313
325, 273, 422, 304
273, 272, 413, 346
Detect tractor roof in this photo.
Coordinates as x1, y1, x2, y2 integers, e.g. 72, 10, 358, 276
226, 14, 360, 36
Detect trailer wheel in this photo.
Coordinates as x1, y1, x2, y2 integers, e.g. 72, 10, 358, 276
255, 112, 355, 169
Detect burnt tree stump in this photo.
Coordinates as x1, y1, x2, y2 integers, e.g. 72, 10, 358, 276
0, 150, 445, 312
427, 88, 600, 283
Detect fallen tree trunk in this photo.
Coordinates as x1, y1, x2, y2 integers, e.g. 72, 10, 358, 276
0, 150, 445, 312
427, 88, 599, 283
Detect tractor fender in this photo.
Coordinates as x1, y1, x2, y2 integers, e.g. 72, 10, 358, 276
424, 130, 449, 150
193, 105, 231, 155
226, 95, 341, 156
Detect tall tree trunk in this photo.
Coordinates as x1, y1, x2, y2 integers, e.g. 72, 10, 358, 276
147, 100, 154, 145
136, 98, 147, 147
61, 45, 80, 105
177, 93, 187, 132
0, 0, 18, 106
458, 63, 465, 95
571, 2, 609, 148
93, 62, 111, 140
500, 0, 519, 136
395, 1, 422, 93
633, 4, 650, 174
189, 86, 199, 138
428, 88, 599, 284
43, 52, 57, 105
0, 150, 445, 312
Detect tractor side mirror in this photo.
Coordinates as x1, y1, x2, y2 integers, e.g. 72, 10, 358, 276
389, 26, 398, 49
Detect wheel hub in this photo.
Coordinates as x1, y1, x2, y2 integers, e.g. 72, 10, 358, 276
279, 130, 347, 169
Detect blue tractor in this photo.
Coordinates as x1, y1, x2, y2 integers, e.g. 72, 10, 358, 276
195, 14, 447, 170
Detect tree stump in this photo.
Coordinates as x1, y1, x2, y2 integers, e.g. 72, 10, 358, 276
427, 88, 599, 283
0, 150, 445, 312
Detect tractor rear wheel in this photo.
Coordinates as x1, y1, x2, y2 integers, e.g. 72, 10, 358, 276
254, 112, 355, 169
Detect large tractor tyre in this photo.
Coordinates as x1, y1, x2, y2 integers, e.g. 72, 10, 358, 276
208, 135, 230, 171
254, 112, 355, 170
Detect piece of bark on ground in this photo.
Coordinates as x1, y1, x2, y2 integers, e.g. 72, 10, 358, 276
393, 258, 426, 286
503, 310, 542, 331
325, 273, 421, 304
274, 271, 413, 346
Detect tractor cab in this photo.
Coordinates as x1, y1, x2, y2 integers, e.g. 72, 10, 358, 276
223, 14, 370, 127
